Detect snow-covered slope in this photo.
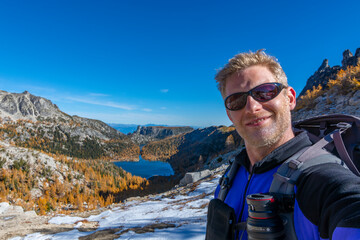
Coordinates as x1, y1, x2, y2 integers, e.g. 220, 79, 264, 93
8, 168, 224, 240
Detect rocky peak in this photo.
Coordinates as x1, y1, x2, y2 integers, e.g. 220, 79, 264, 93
299, 47, 359, 97
318, 59, 329, 72
0, 90, 63, 121
341, 48, 360, 68
342, 49, 353, 63
356, 48, 360, 58
294, 47, 360, 121
0, 89, 125, 142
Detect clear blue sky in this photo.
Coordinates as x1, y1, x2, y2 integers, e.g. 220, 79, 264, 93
0, 1, 359, 127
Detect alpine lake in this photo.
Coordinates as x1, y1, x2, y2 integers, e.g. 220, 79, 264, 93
113, 156, 174, 179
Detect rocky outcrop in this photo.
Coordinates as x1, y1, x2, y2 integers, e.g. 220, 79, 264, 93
140, 125, 242, 176
72, 115, 125, 140
292, 89, 360, 122
205, 147, 243, 170
179, 169, 211, 186
342, 48, 360, 67
0, 90, 67, 121
0, 90, 125, 141
157, 126, 242, 177
299, 48, 360, 97
299, 59, 340, 97
131, 126, 194, 145
294, 47, 360, 121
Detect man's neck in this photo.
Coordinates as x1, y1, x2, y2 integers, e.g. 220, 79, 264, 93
246, 134, 295, 170
246, 145, 275, 168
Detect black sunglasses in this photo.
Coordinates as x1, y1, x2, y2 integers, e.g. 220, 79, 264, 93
224, 82, 287, 111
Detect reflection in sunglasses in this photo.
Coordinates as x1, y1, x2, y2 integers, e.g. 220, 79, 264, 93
225, 82, 286, 111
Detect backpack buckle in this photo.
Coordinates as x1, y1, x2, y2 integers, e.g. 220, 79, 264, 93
337, 122, 351, 130
288, 159, 302, 170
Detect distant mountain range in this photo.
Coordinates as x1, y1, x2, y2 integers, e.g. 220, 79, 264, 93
109, 123, 201, 135
108, 123, 139, 134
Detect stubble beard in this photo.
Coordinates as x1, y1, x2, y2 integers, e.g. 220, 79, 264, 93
238, 103, 292, 149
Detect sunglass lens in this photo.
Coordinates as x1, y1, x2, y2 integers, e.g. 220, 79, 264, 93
226, 93, 247, 111
252, 84, 279, 101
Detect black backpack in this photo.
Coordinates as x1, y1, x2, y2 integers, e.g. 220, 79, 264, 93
206, 114, 360, 240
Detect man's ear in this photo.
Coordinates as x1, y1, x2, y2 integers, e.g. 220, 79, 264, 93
287, 87, 296, 110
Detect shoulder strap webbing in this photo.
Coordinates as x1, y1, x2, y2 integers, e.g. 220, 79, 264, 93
270, 129, 345, 196
218, 159, 240, 201
333, 130, 360, 176
270, 150, 342, 195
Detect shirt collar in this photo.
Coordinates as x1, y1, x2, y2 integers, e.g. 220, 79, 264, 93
235, 131, 312, 174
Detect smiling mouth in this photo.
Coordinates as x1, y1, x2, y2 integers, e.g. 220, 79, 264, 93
246, 116, 270, 126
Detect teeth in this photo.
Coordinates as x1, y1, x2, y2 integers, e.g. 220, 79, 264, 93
250, 118, 266, 125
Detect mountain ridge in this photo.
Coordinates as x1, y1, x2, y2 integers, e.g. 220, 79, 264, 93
293, 48, 360, 121
299, 48, 360, 97
130, 125, 194, 145
0, 90, 125, 141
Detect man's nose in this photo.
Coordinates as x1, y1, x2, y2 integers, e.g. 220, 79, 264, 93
244, 95, 262, 113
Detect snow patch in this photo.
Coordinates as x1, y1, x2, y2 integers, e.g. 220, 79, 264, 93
10, 172, 221, 239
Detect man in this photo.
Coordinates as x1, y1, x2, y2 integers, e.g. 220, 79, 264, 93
206, 50, 360, 239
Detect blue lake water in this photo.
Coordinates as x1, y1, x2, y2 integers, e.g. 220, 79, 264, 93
113, 156, 174, 179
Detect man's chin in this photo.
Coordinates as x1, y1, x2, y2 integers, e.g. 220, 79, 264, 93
245, 134, 280, 148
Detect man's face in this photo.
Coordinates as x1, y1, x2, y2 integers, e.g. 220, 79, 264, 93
224, 65, 296, 148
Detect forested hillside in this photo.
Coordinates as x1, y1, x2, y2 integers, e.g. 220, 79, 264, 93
0, 141, 148, 215
0, 91, 146, 215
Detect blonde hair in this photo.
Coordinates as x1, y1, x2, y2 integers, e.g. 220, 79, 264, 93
215, 50, 288, 97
